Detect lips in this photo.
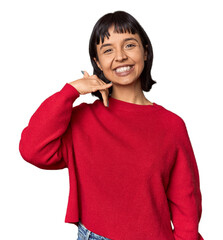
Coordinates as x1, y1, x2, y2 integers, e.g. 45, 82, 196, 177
113, 65, 134, 73
114, 65, 135, 77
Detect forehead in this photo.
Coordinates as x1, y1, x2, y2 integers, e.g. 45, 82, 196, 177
97, 25, 141, 45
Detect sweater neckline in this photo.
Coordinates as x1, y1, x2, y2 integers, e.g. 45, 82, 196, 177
108, 96, 160, 112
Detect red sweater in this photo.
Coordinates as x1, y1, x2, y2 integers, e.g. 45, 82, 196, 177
19, 83, 204, 240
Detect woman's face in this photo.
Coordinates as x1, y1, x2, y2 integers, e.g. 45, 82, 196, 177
94, 26, 147, 86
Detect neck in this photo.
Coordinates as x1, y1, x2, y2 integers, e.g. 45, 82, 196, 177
110, 80, 153, 106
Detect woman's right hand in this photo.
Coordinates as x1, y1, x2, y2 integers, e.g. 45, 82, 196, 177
68, 71, 113, 107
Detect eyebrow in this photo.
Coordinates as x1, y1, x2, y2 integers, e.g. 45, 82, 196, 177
99, 37, 139, 50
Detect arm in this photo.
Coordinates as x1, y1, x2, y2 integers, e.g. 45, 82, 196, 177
167, 118, 204, 240
19, 83, 80, 170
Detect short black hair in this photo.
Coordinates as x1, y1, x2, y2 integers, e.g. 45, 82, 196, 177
89, 10, 157, 101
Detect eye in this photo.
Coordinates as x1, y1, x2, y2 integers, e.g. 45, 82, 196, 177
126, 43, 136, 48
104, 49, 112, 54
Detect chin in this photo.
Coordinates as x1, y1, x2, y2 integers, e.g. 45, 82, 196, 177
114, 75, 140, 84
113, 79, 138, 86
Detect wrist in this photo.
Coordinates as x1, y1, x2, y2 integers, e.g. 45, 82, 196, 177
68, 80, 81, 94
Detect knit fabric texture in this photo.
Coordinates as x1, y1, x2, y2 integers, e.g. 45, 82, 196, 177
19, 83, 204, 240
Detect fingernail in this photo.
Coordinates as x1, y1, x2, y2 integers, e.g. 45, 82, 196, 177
81, 70, 84, 75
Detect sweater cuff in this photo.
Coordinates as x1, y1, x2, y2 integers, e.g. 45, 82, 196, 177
61, 83, 80, 102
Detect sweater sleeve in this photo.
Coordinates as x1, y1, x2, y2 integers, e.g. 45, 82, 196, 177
19, 83, 80, 170
166, 118, 204, 240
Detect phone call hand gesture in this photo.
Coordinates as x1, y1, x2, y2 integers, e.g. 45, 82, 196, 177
69, 71, 112, 107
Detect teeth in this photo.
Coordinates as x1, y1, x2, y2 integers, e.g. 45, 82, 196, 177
116, 66, 132, 73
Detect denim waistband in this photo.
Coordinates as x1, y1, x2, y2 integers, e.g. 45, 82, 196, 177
78, 221, 111, 240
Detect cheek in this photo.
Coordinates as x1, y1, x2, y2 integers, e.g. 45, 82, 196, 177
98, 57, 111, 71
133, 53, 146, 74
98, 59, 113, 79
134, 54, 145, 70
130, 49, 145, 63
140, 61, 145, 71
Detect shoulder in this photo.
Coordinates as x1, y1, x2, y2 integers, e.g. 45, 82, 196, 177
72, 98, 101, 111
156, 103, 186, 129
71, 99, 101, 119
155, 103, 190, 144
162, 105, 192, 141
157, 104, 192, 147
71, 101, 89, 118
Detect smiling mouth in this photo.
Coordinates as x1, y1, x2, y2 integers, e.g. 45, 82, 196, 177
114, 65, 134, 73
113, 65, 135, 77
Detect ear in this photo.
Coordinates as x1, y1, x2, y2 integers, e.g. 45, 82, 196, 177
94, 57, 103, 71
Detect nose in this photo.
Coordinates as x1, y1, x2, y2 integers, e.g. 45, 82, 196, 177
115, 49, 128, 62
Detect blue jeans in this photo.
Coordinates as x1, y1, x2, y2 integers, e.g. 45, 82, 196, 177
77, 222, 111, 240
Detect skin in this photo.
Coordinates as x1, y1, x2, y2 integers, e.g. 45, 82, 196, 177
69, 25, 153, 107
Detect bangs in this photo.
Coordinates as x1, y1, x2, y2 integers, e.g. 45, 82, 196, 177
95, 13, 138, 45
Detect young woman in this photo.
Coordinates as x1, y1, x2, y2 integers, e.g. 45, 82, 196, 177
19, 11, 204, 240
